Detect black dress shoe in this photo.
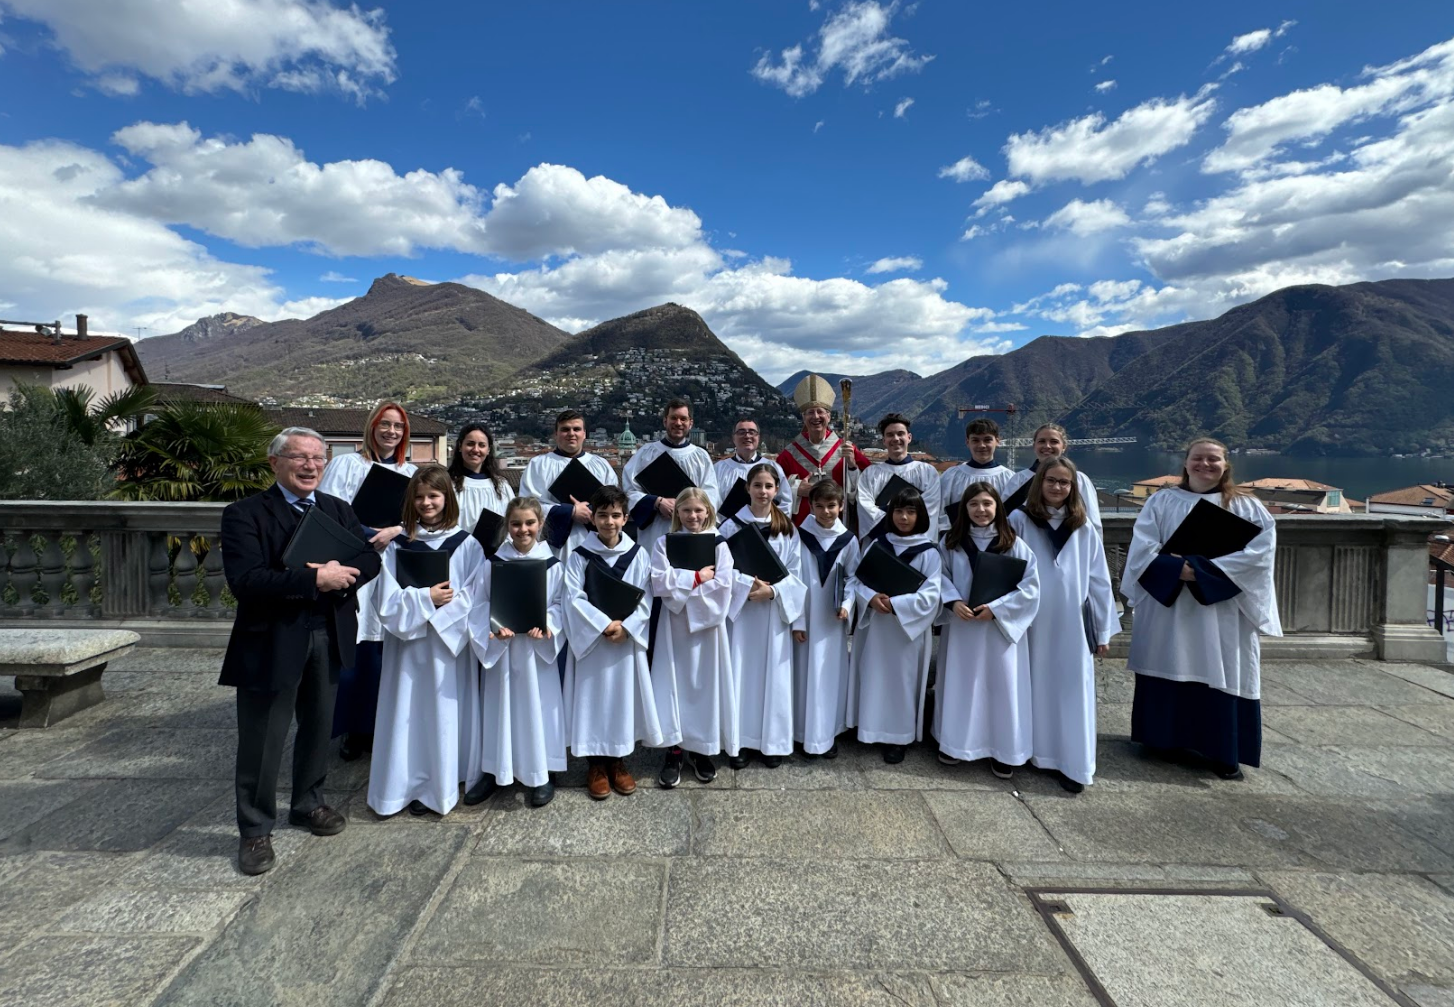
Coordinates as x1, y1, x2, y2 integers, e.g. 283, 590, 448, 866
883, 745, 906, 764
1058, 772, 1085, 794
238, 835, 275, 876
463, 774, 498, 805
530, 781, 556, 807
821, 743, 838, 760
728, 753, 750, 770
288, 805, 347, 836
1214, 763, 1245, 781
407, 800, 430, 816
760, 754, 783, 768
338, 733, 368, 762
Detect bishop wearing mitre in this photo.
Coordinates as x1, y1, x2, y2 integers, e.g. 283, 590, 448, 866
776, 374, 872, 526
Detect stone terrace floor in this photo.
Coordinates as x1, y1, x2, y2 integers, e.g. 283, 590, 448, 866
3, 652, 1454, 1007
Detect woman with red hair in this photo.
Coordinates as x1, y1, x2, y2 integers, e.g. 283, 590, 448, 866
319, 401, 418, 760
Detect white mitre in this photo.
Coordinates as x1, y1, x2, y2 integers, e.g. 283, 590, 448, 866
793, 374, 836, 413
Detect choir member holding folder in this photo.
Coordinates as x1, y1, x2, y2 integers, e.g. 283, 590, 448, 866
856, 413, 942, 542
1122, 439, 1281, 780
792, 479, 860, 759
318, 401, 418, 761
521, 410, 620, 562
939, 418, 1015, 533
849, 486, 943, 763
562, 486, 663, 801
465, 497, 566, 808
935, 483, 1039, 777
448, 424, 511, 554
720, 464, 806, 769
368, 466, 486, 818
1008, 457, 1118, 793
622, 399, 719, 559
713, 416, 792, 518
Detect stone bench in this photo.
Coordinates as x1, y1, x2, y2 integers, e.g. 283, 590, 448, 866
0, 629, 139, 728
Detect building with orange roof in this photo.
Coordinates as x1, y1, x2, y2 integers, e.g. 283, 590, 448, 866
0, 315, 147, 402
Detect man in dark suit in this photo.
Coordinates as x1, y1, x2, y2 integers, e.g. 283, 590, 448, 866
220, 426, 382, 875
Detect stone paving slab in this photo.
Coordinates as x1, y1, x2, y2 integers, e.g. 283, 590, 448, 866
108, 648, 230, 674
1, 778, 215, 854
1367, 661, 1454, 700
54, 889, 252, 935
0, 778, 103, 842
0, 726, 99, 779
929, 973, 1101, 1006
474, 787, 691, 857
732, 751, 869, 790
414, 858, 665, 967
691, 790, 949, 859
1406, 985, 1454, 1007
924, 791, 1066, 861
1002, 861, 1258, 886
1262, 662, 1453, 707
1380, 704, 1454, 743
857, 742, 1001, 790
1264, 706, 1450, 746
663, 858, 1068, 972
1262, 744, 1454, 798
32, 728, 237, 780
0, 934, 201, 1007
0, 850, 138, 954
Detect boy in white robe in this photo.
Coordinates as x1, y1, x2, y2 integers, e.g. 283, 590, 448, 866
850, 486, 943, 763
521, 409, 622, 562
562, 486, 663, 800
370, 466, 486, 817
465, 496, 566, 808
938, 418, 1016, 535
935, 482, 1039, 777
721, 463, 807, 768
1008, 458, 1118, 793
856, 413, 942, 543
792, 480, 860, 758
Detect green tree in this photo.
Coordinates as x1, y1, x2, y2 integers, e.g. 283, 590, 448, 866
112, 402, 281, 502
47, 384, 158, 446
0, 386, 114, 499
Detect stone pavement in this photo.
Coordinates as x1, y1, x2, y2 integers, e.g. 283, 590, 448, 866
2, 650, 1454, 1007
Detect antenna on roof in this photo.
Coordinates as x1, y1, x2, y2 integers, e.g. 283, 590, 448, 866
134, 326, 149, 341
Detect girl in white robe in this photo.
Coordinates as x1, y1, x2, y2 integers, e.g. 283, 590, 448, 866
792, 479, 860, 758
721, 464, 807, 768
649, 487, 737, 788
935, 482, 1039, 776
448, 423, 512, 549
465, 496, 566, 808
849, 486, 943, 763
1122, 438, 1281, 779
318, 401, 418, 758
999, 423, 1102, 535
1008, 457, 1118, 793
369, 466, 485, 817
562, 486, 664, 799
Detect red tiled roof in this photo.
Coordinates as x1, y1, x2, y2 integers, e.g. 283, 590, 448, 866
1369, 484, 1454, 507
0, 327, 147, 384
152, 382, 256, 405
1241, 477, 1339, 491
264, 407, 447, 436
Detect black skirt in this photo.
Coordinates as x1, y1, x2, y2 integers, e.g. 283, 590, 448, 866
331, 639, 384, 738
1130, 674, 1261, 768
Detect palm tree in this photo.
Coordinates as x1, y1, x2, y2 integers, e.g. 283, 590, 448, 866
36, 384, 159, 446
112, 402, 280, 502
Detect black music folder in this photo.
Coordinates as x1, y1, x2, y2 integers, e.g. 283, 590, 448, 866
350, 465, 411, 528
394, 549, 451, 590
635, 451, 695, 500
833, 565, 848, 612
282, 506, 368, 571
964, 553, 1028, 609
665, 532, 718, 571
1162, 499, 1260, 559
489, 559, 549, 633
472, 507, 504, 555
548, 457, 606, 506
873, 473, 917, 511
1081, 598, 1099, 655
726, 522, 790, 584
854, 540, 927, 597
720, 478, 751, 520
585, 563, 645, 621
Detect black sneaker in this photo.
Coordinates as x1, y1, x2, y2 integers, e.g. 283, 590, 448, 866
883, 745, 906, 764
728, 753, 750, 770
937, 752, 961, 766
690, 751, 718, 783
990, 760, 1014, 779
658, 749, 684, 789
1058, 772, 1085, 794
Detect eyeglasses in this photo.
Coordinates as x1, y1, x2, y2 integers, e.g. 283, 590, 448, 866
735, 429, 760, 437
1043, 478, 1074, 489
278, 453, 327, 465
376, 421, 406, 432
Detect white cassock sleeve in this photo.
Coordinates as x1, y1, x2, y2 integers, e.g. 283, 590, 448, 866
1206, 498, 1282, 636
1080, 472, 1103, 536
564, 549, 652, 659
1121, 494, 1169, 612
856, 466, 888, 539
429, 538, 485, 656
1086, 527, 1120, 647
376, 538, 482, 654
466, 555, 565, 668
936, 541, 1041, 646
651, 537, 736, 633
855, 546, 942, 639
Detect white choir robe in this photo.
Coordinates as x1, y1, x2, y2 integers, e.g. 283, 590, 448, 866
938, 462, 1016, 534
713, 456, 793, 516
1009, 508, 1119, 786
562, 532, 665, 757
456, 473, 512, 544
722, 508, 807, 756
318, 452, 417, 645
466, 540, 566, 788
1002, 466, 1103, 536
369, 528, 485, 817
849, 533, 943, 745
520, 451, 621, 561
1122, 488, 1281, 700
793, 518, 860, 754
933, 529, 1040, 765
622, 440, 720, 558
857, 459, 943, 542
648, 533, 738, 757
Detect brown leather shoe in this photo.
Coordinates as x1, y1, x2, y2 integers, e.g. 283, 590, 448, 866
586, 763, 611, 800
609, 759, 637, 796
239, 835, 275, 875
288, 805, 347, 836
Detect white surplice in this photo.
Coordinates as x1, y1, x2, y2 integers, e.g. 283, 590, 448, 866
368, 527, 485, 816
722, 507, 807, 756
562, 531, 664, 756
648, 531, 737, 756
938, 461, 1016, 534
849, 532, 943, 745
933, 527, 1040, 764
1009, 507, 1119, 786
856, 458, 943, 541
318, 452, 417, 644
456, 473, 512, 544
1122, 487, 1282, 700
622, 440, 720, 558
712, 455, 793, 516
466, 540, 566, 787
520, 450, 621, 561
793, 517, 860, 753
1002, 466, 1103, 536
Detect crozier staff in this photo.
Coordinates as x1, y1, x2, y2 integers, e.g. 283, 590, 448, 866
776, 374, 871, 526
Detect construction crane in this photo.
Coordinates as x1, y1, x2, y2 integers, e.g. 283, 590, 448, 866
1001, 435, 1138, 468
956, 403, 1017, 418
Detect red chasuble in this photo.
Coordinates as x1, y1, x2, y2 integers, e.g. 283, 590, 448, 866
775, 430, 873, 525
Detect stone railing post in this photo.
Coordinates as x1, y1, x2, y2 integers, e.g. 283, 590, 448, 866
100, 530, 150, 618
1374, 518, 1447, 663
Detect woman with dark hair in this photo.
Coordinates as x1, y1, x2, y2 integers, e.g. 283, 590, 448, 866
448, 424, 511, 545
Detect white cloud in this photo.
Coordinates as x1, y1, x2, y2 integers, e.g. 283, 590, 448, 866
813, 120, 825, 133
1043, 198, 1132, 236
971, 179, 1030, 213
937, 155, 990, 183
0, 0, 396, 102
866, 256, 922, 274
1226, 29, 1272, 56
1094, 80, 1116, 93
967, 99, 995, 119
893, 97, 914, 118
752, 1, 933, 98
320, 271, 357, 283
1005, 91, 1218, 184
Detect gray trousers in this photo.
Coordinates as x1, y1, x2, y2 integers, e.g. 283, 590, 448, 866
235, 627, 338, 837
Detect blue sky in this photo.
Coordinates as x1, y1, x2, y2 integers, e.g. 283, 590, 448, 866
2, 1, 1453, 381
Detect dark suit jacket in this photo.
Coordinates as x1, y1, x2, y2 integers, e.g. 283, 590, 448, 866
218, 484, 382, 692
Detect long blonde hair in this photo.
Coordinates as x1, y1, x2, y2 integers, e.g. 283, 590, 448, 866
1178, 438, 1250, 505
668, 486, 719, 533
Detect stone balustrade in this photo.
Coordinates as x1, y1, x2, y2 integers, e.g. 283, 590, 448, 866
0, 503, 1446, 662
